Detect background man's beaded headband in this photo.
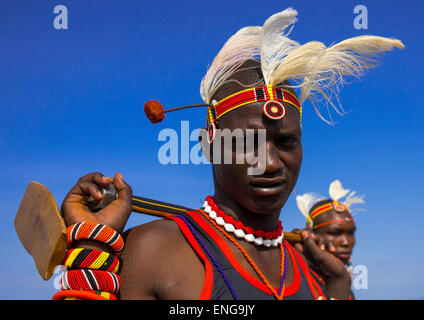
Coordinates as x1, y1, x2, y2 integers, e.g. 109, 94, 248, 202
310, 200, 349, 220
309, 200, 355, 230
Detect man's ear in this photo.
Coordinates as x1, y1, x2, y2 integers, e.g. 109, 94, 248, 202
199, 127, 213, 163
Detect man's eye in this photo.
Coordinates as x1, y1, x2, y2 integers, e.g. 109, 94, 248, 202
278, 136, 298, 148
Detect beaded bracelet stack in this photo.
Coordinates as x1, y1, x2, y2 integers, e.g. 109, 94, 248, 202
52, 222, 124, 300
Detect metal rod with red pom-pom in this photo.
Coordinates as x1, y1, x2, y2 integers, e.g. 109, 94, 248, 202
144, 100, 210, 124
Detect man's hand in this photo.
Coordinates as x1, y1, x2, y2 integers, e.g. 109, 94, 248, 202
290, 228, 336, 255
290, 229, 351, 299
61, 172, 132, 234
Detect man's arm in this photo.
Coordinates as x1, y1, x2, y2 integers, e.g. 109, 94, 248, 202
289, 230, 351, 300
119, 219, 206, 300
118, 222, 169, 299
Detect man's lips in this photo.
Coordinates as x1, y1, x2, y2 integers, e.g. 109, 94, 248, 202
249, 177, 286, 196
335, 252, 352, 259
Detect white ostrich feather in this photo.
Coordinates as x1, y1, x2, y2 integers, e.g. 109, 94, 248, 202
200, 26, 262, 104
260, 8, 300, 84
200, 8, 300, 104
344, 191, 365, 210
329, 180, 365, 211
298, 36, 405, 122
329, 180, 350, 201
296, 192, 323, 226
269, 41, 326, 86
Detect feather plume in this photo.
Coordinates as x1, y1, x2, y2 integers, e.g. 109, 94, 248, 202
269, 41, 326, 86
260, 8, 300, 84
329, 180, 365, 211
296, 192, 323, 226
329, 180, 350, 201
344, 191, 365, 210
331, 35, 404, 55
200, 26, 262, 104
201, 8, 301, 104
298, 36, 405, 122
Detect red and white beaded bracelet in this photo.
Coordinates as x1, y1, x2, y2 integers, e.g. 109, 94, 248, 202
61, 269, 121, 294
67, 222, 124, 257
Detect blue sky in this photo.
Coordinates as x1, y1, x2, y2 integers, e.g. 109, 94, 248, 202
0, 0, 423, 299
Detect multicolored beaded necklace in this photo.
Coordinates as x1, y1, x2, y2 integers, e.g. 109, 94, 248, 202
198, 196, 288, 299
202, 196, 283, 247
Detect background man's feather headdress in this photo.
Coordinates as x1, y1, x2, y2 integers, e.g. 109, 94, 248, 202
296, 180, 365, 227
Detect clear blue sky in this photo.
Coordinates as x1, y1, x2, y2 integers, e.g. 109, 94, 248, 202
0, 0, 422, 299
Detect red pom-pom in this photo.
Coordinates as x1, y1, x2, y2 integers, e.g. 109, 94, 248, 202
144, 100, 165, 123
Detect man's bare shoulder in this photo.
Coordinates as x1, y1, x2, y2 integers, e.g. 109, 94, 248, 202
122, 219, 185, 254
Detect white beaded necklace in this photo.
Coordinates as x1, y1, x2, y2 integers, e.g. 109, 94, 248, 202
202, 198, 283, 247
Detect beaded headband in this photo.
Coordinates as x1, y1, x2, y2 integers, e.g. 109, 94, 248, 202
310, 200, 349, 220
207, 85, 301, 125
144, 84, 301, 144
312, 217, 355, 230
205, 84, 301, 143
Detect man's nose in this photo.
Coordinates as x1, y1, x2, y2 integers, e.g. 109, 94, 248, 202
264, 141, 284, 175
339, 234, 351, 247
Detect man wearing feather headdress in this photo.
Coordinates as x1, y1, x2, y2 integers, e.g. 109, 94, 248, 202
57, 8, 402, 300
295, 180, 365, 299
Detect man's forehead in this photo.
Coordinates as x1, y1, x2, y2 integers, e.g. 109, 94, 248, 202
316, 210, 353, 224
326, 221, 356, 232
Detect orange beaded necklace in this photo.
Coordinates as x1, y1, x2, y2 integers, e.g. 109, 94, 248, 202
197, 208, 287, 300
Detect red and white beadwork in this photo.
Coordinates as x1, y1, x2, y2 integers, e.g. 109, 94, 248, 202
202, 196, 283, 247
207, 122, 216, 144
331, 200, 346, 213
263, 100, 286, 120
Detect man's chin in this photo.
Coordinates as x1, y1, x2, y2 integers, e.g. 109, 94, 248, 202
245, 192, 288, 214
336, 254, 351, 266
